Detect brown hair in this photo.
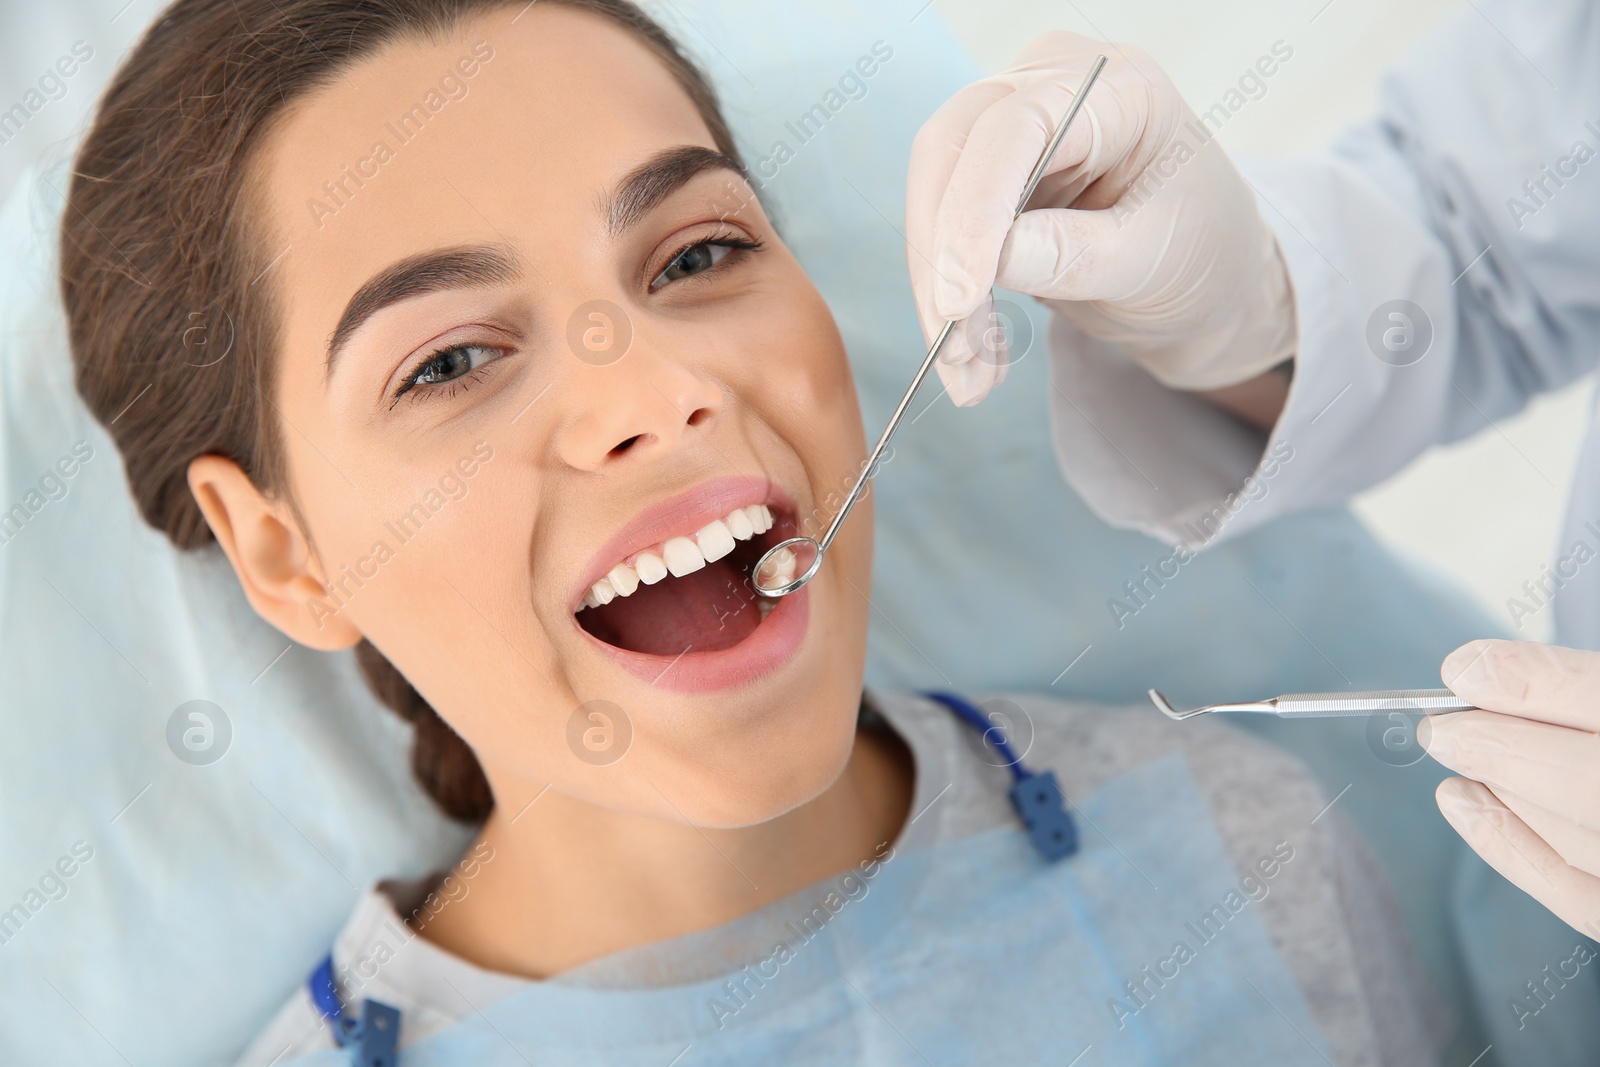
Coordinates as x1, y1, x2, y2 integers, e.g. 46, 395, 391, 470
60, 0, 746, 822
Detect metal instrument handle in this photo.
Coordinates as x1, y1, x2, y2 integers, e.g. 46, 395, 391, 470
1269, 689, 1476, 718
814, 55, 1108, 557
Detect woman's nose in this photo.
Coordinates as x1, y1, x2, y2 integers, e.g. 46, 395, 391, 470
552, 328, 723, 471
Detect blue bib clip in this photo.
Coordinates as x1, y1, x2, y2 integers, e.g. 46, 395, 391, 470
308, 953, 401, 1067
921, 690, 1079, 861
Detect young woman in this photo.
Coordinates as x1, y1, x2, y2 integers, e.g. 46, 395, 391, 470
61, 0, 1441, 1062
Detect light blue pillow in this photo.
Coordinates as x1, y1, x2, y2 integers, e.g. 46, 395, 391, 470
0, 2, 1584, 1064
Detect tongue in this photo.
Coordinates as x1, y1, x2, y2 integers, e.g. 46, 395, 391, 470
582, 558, 761, 655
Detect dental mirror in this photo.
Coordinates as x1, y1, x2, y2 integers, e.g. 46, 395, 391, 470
751, 54, 1109, 599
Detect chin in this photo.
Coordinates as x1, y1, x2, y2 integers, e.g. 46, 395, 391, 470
643, 674, 867, 830
689, 717, 862, 830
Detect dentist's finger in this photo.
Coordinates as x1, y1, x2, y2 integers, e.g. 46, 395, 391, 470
929, 291, 1010, 407
1442, 638, 1600, 730
1435, 776, 1600, 936
1494, 786, 1600, 879
906, 76, 1015, 313
993, 203, 1152, 304
906, 78, 1013, 402
930, 74, 1102, 320
1419, 711, 1600, 826
933, 348, 1005, 409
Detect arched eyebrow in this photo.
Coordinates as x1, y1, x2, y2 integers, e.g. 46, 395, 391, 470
324, 146, 748, 387
324, 245, 520, 386
605, 144, 748, 237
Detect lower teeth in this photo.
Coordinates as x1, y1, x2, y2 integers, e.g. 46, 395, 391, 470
756, 596, 775, 621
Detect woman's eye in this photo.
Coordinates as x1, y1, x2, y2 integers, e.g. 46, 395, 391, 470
657, 242, 731, 285
391, 343, 501, 407
650, 234, 762, 290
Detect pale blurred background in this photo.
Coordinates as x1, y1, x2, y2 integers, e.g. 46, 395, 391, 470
2, 0, 1582, 640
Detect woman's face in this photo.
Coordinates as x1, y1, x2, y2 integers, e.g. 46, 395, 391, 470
247, 4, 871, 826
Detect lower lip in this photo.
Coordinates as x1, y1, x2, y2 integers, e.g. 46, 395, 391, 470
579, 582, 811, 693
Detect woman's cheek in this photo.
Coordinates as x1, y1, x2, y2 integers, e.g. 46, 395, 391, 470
766, 307, 859, 450
334, 463, 530, 652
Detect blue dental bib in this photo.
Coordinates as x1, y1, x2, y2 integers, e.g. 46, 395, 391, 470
289, 749, 1333, 1066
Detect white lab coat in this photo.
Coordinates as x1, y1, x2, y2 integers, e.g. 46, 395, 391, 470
1046, 0, 1600, 648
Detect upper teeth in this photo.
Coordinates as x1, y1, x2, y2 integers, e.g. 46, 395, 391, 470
579, 504, 774, 611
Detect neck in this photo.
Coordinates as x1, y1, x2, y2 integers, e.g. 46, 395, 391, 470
413, 718, 914, 979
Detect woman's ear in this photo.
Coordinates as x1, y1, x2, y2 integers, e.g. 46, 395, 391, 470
187, 454, 362, 651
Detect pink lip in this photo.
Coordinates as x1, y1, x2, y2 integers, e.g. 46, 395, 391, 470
568, 474, 812, 693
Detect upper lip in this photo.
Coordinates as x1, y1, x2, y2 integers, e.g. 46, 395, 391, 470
569, 473, 795, 612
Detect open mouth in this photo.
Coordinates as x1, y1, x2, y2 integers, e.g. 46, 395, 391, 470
575, 501, 797, 656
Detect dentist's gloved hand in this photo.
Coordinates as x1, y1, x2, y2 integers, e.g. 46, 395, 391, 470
1422, 639, 1600, 937
906, 33, 1298, 406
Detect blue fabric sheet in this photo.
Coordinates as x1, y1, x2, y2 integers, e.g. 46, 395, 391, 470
287, 757, 1335, 1066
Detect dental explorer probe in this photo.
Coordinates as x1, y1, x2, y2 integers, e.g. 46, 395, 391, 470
750, 54, 1111, 599
1147, 688, 1476, 721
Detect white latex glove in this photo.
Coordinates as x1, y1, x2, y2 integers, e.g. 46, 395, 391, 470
1422, 639, 1600, 938
906, 32, 1298, 406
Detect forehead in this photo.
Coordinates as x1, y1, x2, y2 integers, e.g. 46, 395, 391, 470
254, 4, 719, 333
